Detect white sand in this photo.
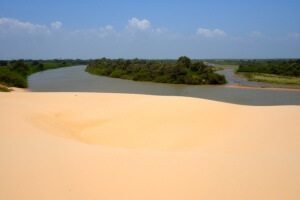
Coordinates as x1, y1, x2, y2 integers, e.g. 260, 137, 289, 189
0, 92, 299, 200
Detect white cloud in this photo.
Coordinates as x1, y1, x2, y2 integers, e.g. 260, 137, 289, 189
100, 25, 114, 31
154, 27, 171, 34
196, 28, 227, 38
2, 17, 299, 59
288, 33, 300, 39
105, 25, 113, 31
128, 18, 151, 30
51, 21, 63, 30
98, 25, 115, 37
126, 18, 174, 37
0, 17, 49, 35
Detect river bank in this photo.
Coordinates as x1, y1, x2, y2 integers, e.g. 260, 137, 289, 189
27, 65, 300, 106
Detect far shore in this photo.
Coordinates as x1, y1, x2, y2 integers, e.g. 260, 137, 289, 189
225, 84, 300, 91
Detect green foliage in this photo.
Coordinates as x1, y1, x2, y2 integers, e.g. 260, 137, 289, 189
86, 57, 226, 85
0, 59, 88, 91
237, 60, 300, 77
207, 73, 227, 84
132, 69, 151, 81
0, 60, 8, 66
0, 67, 27, 88
109, 69, 126, 78
190, 62, 207, 72
10, 60, 30, 76
204, 60, 241, 65
32, 60, 40, 66
177, 56, 191, 68
237, 72, 300, 86
37, 63, 44, 71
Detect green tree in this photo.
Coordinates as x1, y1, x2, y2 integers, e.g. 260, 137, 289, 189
0, 60, 8, 66
177, 56, 191, 68
10, 60, 30, 76
37, 63, 44, 71
32, 60, 40, 66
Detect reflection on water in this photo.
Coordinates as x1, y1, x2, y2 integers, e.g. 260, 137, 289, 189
28, 65, 300, 106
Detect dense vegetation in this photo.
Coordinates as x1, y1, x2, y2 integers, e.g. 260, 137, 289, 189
237, 60, 300, 76
0, 59, 88, 90
203, 59, 241, 66
237, 72, 300, 86
86, 57, 226, 85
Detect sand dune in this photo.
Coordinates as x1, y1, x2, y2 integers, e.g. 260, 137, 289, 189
0, 92, 299, 200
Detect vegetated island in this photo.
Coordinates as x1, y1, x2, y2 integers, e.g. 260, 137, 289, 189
0, 59, 88, 92
236, 59, 300, 86
86, 56, 227, 85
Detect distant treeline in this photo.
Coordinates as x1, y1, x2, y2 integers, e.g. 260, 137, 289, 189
86, 56, 226, 85
202, 60, 241, 65
237, 60, 300, 76
0, 59, 88, 89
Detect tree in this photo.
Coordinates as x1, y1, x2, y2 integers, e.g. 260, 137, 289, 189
32, 60, 40, 66
191, 62, 206, 72
10, 60, 30, 76
177, 56, 191, 68
37, 63, 44, 71
86, 56, 227, 85
0, 60, 8, 66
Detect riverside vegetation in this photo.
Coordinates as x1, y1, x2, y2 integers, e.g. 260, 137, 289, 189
86, 56, 226, 85
236, 60, 300, 86
0, 59, 87, 91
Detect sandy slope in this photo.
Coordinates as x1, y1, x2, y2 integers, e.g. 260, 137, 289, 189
0, 92, 299, 200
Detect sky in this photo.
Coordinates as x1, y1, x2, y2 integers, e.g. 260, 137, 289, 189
0, 0, 300, 59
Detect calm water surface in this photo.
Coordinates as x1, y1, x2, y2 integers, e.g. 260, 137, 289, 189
28, 65, 300, 106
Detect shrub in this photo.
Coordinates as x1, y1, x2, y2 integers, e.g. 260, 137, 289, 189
207, 73, 227, 84
0, 68, 27, 88
10, 59, 30, 76
109, 69, 126, 78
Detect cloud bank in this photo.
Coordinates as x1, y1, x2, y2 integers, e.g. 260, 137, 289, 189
0, 18, 49, 36
51, 21, 63, 30
128, 18, 151, 30
0, 17, 300, 59
196, 28, 227, 38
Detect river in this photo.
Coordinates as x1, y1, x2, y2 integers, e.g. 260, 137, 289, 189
28, 65, 300, 106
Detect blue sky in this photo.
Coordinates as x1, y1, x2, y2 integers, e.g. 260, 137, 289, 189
0, 0, 300, 59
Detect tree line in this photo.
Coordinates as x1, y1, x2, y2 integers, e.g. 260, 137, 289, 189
0, 59, 88, 89
86, 56, 226, 85
237, 60, 300, 76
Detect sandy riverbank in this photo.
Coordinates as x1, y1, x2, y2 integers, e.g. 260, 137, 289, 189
226, 84, 300, 91
0, 92, 299, 200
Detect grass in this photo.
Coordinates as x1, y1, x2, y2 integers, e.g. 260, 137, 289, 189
237, 72, 300, 86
